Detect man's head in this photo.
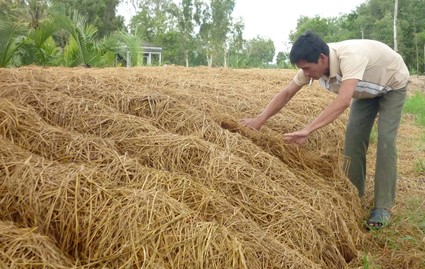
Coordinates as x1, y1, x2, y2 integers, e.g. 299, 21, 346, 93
289, 31, 330, 79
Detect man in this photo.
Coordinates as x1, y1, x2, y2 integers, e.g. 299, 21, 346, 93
241, 31, 409, 230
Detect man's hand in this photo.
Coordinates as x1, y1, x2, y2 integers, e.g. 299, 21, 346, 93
240, 117, 265, 131
283, 128, 310, 144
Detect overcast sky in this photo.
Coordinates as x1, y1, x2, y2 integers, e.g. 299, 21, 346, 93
233, 0, 366, 53
117, 0, 366, 54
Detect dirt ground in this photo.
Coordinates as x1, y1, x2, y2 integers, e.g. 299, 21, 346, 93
409, 75, 425, 92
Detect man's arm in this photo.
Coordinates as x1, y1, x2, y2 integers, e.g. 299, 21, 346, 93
283, 78, 358, 144
240, 80, 303, 130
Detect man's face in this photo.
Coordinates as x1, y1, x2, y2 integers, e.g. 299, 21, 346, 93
296, 53, 329, 80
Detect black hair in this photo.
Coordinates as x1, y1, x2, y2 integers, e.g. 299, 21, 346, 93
289, 31, 329, 65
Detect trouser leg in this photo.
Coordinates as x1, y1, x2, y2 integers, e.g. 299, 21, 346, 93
344, 98, 379, 197
374, 88, 406, 209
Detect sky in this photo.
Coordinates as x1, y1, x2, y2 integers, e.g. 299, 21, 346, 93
117, 0, 366, 55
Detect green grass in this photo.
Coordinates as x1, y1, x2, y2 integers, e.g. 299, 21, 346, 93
358, 189, 425, 268
381, 196, 425, 243
403, 91, 425, 127
415, 158, 425, 174
404, 91, 425, 175
362, 254, 382, 269
369, 123, 378, 144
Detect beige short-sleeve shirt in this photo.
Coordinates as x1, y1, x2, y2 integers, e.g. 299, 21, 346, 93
294, 39, 410, 98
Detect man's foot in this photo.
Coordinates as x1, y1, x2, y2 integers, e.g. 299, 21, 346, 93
365, 208, 391, 230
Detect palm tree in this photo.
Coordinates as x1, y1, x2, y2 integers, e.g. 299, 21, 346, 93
116, 28, 145, 67
0, 19, 26, 67
55, 11, 102, 67
20, 19, 62, 66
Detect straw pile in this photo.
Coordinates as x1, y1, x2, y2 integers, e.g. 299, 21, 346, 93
0, 66, 365, 268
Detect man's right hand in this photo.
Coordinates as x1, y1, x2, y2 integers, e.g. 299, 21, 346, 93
240, 117, 265, 130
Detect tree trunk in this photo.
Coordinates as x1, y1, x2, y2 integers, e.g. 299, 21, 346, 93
185, 51, 189, 67
207, 51, 213, 67
393, 0, 399, 51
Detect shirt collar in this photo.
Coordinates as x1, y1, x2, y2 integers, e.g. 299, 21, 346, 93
328, 47, 339, 79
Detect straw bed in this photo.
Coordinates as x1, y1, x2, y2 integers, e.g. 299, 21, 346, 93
0, 66, 366, 268
0, 220, 75, 269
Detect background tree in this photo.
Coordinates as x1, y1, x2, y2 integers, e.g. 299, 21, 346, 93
176, 0, 198, 67
50, 0, 125, 37
245, 36, 275, 68
114, 28, 145, 67
289, 16, 340, 43
128, 0, 175, 43
209, 0, 235, 67
127, 0, 184, 65
19, 18, 62, 66
24, 0, 49, 29
2, 0, 425, 72
0, 19, 26, 67
56, 11, 102, 67
276, 51, 290, 69
197, 1, 213, 66
399, 0, 425, 73
227, 18, 244, 68
0, 0, 49, 28
393, 0, 399, 51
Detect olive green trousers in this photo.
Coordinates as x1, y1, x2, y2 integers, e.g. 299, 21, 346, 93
344, 88, 407, 209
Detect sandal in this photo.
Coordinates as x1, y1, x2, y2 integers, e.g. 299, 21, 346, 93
365, 208, 391, 230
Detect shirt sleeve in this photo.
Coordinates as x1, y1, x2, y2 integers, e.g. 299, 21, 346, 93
293, 69, 310, 86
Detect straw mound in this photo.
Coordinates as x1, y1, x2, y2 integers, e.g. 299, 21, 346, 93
0, 220, 74, 268
0, 66, 364, 268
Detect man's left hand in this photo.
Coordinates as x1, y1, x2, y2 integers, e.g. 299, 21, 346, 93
283, 129, 310, 145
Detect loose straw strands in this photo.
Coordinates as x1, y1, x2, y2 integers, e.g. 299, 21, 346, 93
0, 99, 118, 163
0, 221, 75, 269
0, 97, 359, 266
0, 66, 367, 268
0, 138, 319, 269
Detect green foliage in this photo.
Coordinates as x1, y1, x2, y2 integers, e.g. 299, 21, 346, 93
209, 0, 234, 51
0, 19, 26, 67
226, 18, 244, 68
288, 0, 425, 73
276, 51, 291, 69
97, 34, 123, 67
369, 122, 378, 145
50, 0, 124, 37
159, 30, 187, 66
2, 0, 425, 70
244, 36, 275, 67
115, 29, 144, 67
19, 19, 62, 66
0, 0, 49, 29
362, 254, 381, 269
368, 195, 425, 258
129, 0, 176, 43
414, 158, 425, 175
403, 91, 425, 126
56, 11, 102, 67
289, 16, 337, 43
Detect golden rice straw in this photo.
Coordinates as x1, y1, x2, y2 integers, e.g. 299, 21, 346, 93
0, 66, 369, 268
0, 138, 320, 268
0, 220, 75, 268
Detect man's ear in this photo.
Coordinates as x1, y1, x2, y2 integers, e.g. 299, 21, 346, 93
319, 53, 329, 66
